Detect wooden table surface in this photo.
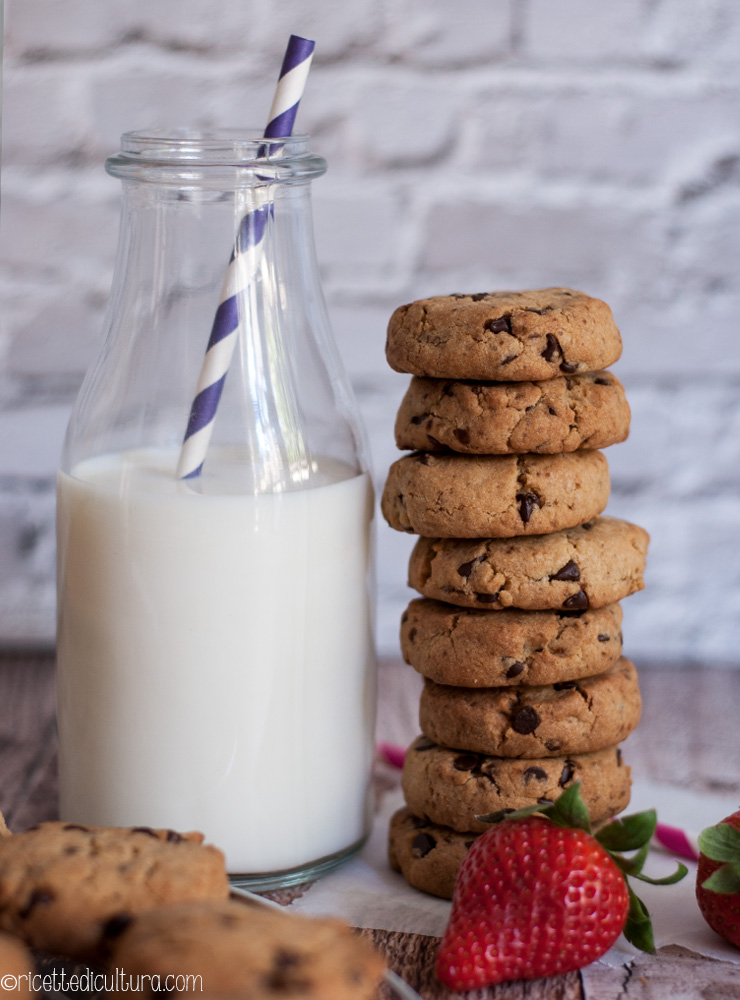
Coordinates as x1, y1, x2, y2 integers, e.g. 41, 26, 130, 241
1, 652, 739, 999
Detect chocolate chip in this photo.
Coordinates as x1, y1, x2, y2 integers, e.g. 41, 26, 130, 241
541, 333, 562, 362
537, 798, 555, 805
453, 754, 480, 772
408, 627, 417, 642
470, 293, 488, 302
523, 306, 553, 315
19, 890, 53, 919
454, 428, 471, 444
581, 521, 594, 530
476, 593, 498, 604
594, 377, 609, 385
560, 361, 579, 374
62, 824, 89, 832
516, 491, 541, 523
548, 406, 557, 415
457, 559, 476, 579
274, 949, 302, 971
410, 412, 427, 425
427, 435, 442, 448
411, 832, 436, 858
557, 608, 587, 619
103, 913, 133, 938
506, 662, 525, 679
550, 560, 580, 582
485, 316, 512, 334
401, 611, 408, 624
553, 681, 576, 690
598, 633, 610, 642
616, 748, 623, 766
501, 354, 517, 365
523, 766, 547, 782
166, 830, 183, 843
562, 590, 589, 610
132, 826, 158, 838
559, 760, 576, 786
511, 705, 540, 734
545, 739, 561, 752
442, 381, 455, 396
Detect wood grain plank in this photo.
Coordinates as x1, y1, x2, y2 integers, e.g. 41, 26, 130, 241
580, 945, 740, 999
0, 653, 57, 830
358, 929, 583, 1000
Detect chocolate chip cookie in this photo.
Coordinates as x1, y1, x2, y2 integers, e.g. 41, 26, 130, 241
408, 516, 648, 610
386, 288, 622, 381
389, 807, 474, 900
0, 822, 229, 959
109, 899, 385, 999
401, 599, 623, 687
419, 657, 641, 758
394, 371, 630, 454
402, 736, 630, 832
382, 451, 609, 538
0, 932, 33, 995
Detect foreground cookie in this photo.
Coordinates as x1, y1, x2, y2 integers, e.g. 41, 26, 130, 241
389, 807, 473, 900
0, 931, 33, 996
395, 371, 630, 454
408, 516, 648, 610
401, 599, 623, 686
382, 451, 609, 538
419, 657, 641, 758
109, 899, 385, 999
386, 289, 622, 381
0, 822, 229, 959
402, 737, 630, 832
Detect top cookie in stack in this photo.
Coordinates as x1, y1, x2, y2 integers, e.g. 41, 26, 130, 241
382, 287, 649, 901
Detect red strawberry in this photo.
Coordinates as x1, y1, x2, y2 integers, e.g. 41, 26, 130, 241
436, 783, 687, 991
696, 810, 740, 948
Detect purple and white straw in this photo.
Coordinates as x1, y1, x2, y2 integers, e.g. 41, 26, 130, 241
176, 35, 315, 480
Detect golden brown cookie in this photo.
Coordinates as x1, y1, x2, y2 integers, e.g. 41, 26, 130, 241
419, 657, 641, 758
0, 822, 229, 959
382, 451, 609, 538
408, 516, 648, 610
389, 807, 473, 900
394, 371, 630, 454
401, 599, 623, 687
109, 899, 385, 999
0, 931, 33, 996
401, 736, 630, 832
386, 288, 622, 381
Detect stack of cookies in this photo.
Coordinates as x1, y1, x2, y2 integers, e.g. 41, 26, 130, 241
380, 288, 649, 900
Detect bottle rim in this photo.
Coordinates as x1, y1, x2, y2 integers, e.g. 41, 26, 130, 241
106, 128, 327, 183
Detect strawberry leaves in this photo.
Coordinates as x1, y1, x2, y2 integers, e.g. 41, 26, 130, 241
477, 782, 688, 954
698, 820, 740, 894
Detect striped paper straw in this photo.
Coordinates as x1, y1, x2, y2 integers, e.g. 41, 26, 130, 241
175, 35, 315, 480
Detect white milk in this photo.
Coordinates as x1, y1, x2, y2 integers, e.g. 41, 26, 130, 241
56, 448, 376, 874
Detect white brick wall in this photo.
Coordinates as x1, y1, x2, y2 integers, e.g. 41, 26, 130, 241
1, 0, 740, 666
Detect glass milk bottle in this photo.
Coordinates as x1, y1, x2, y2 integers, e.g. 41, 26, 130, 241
56, 130, 377, 889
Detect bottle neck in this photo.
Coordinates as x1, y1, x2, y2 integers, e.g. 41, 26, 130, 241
106, 129, 327, 188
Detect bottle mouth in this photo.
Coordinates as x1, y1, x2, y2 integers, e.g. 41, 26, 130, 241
106, 128, 327, 183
